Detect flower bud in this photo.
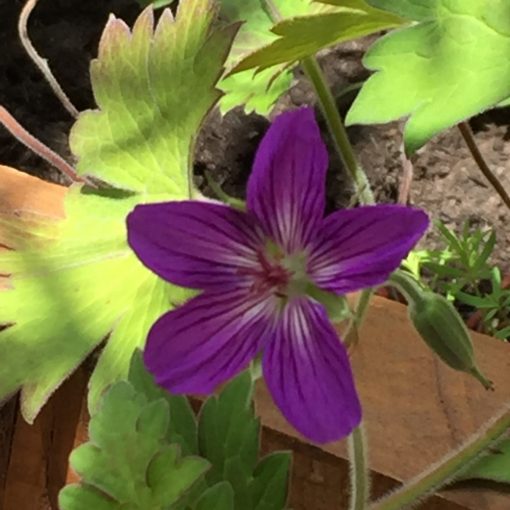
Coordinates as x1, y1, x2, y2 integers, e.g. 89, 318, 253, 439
389, 270, 493, 390
409, 292, 492, 389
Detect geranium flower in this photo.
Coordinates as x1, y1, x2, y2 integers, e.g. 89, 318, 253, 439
127, 107, 428, 443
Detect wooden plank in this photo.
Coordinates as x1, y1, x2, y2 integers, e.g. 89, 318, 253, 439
0, 398, 17, 508
255, 296, 510, 510
1, 369, 87, 510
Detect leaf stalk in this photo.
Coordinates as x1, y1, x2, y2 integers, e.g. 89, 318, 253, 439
458, 121, 510, 211
19, 0, 79, 118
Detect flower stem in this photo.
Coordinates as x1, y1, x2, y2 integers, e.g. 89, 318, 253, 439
301, 56, 376, 349
370, 403, 510, 510
19, 0, 79, 119
387, 269, 424, 306
301, 56, 375, 205
458, 121, 510, 211
344, 288, 373, 348
349, 424, 370, 510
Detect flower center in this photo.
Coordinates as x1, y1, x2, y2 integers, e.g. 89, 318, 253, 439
241, 242, 309, 300
257, 250, 292, 296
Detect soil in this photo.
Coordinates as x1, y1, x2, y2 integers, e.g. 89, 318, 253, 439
1, 0, 509, 272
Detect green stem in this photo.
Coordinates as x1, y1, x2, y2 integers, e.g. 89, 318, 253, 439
387, 269, 425, 306
204, 170, 246, 210
370, 403, 510, 510
349, 425, 370, 510
344, 288, 372, 348
301, 56, 375, 205
260, 0, 282, 22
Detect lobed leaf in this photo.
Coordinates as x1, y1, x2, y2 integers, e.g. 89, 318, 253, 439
218, 0, 332, 115
58, 382, 209, 510
347, 0, 510, 153
0, 0, 237, 421
232, 1, 403, 73
195, 482, 235, 510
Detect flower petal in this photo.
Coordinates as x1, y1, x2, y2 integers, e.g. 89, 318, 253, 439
309, 205, 429, 294
263, 298, 361, 443
144, 287, 276, 394
127, 201, 264, 290
247, 107, 328, 253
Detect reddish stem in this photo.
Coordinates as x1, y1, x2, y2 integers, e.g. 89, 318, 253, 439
0, 105, 86, 185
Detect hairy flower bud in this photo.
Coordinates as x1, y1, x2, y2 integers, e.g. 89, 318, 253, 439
390, 270, 493, 390
409, 292, 492, 389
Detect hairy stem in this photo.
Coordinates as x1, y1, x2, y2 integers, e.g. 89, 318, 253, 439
349, 425, 370, 510
344, 288, 373, 348
301, 57, 375, 205
0, 105, 85, 184
458, 122, 510, 211
19, 0, 79, 118
370, 403, 510, 510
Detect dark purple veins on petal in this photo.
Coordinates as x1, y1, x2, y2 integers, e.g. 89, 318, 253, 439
247, 107, 328, 254
144, 286, 277, 395
263, 297, 361, 444
127, 200, 264, 291
309, 205, 429, 294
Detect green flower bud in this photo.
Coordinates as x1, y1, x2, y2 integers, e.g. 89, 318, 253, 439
389, 270, 493, 390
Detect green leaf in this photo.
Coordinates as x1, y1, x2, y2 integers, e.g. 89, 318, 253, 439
251, 452, 291, 510
137, 0, 175, 7
347, 0, 510, 153
58, 485, 117, 510
59, 382, 209, 510
218, 0, 331, 115
364, 0, 434, 19
232, 1, 403, 73
128, 350, 198, 455
195, 482, 235, 510
458, 440, 510, 484
72, 4, 237, 194
198, 371, 260, 499
0, 0, 237, 421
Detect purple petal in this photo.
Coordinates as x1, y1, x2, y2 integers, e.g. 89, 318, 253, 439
127, 201, 264, 290
144, 287, 276, 394
247, 107, 328, 254
263, 298, 361, 443
309, 205, 429, 294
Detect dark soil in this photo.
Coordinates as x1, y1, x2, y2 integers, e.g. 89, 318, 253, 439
0, 0, 509, 270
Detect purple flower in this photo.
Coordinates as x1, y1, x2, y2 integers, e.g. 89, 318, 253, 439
127, 108, 428, 444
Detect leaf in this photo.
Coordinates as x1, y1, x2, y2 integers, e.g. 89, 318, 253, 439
346, 0, 510, 153
198, 371, 260, 499
232, 0, 403, 73
0, 0, 237, 421
72, 4, 237, 194
58, 382, 209, 510
137, 0, 175, 7
218, 0, 331, 115
458, 440, 510, 484
128, 350, 198, 455
251, 452, 291, 510
195, 482, 235, 510
364, 0, 434, 19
